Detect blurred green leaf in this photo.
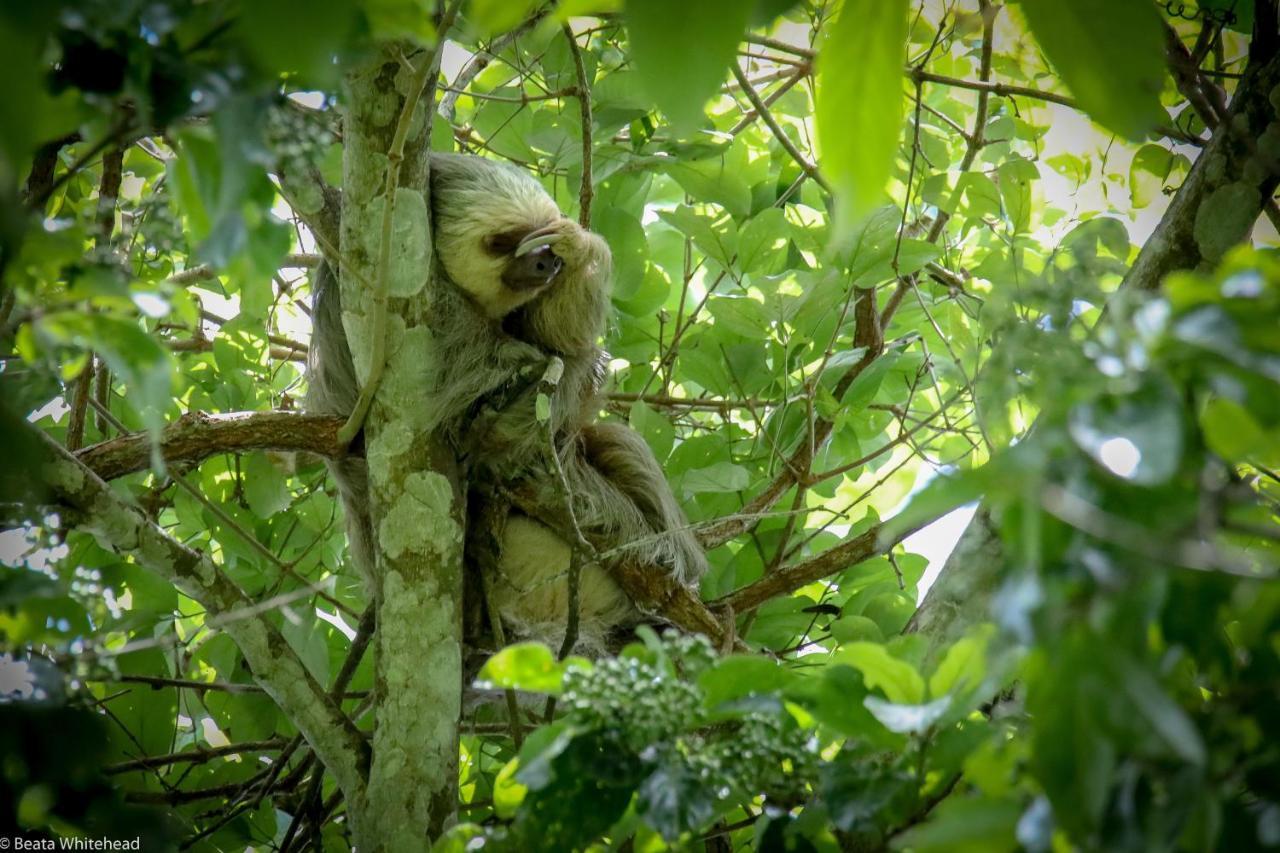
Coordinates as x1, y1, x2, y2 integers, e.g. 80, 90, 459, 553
625, 0, 754, 131
1017, 0, 1166, 140
835, 642, 925, 704
816, 0, 908, 234
699, 655, 793, 708
864, 695, 951, 734
1068, 377, 1184, 485
891, 796, 1021, 853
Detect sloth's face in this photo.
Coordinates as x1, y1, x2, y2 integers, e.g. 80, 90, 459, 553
485, 227, 565, 295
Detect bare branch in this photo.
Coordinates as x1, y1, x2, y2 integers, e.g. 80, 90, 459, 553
563, 23, 594, 227
106, 737, 288, 775
166, 253, 320, 285
76, 411, 347, 481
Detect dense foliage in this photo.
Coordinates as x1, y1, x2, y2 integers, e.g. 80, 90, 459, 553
0, 0, 1277, 850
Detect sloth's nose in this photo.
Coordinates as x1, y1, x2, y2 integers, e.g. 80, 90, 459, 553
502, 245, 564, 291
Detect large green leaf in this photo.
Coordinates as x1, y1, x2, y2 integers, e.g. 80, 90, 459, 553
1017, 0, 1166, 141
835, 642, 925, 704
625, 0, 754, 131
816, 0, 908, 234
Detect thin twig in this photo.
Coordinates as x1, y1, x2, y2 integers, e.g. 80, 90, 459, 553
563, 24, 594, 227
439, 12, 547, 121
729, 62, 830, 192
105, 737, 287, 775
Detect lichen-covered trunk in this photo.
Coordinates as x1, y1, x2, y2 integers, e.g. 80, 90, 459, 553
339, 45, 464, 848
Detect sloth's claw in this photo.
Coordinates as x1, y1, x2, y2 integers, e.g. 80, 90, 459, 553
514, 231, 560, 257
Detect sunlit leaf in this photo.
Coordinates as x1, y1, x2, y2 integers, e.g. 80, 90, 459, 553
625, 0, 754, 131
835, 642, 925, 704
1017, 0, 1166, 140
477, 643, 589, 695
816, 0, 908, 235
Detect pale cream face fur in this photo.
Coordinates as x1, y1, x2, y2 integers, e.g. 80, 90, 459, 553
434, 166, 562, 319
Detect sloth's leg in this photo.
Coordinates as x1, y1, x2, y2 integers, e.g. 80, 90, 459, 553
578, 422, 708, 585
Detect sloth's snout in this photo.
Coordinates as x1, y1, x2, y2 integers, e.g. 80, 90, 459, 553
502, 244, 564, 292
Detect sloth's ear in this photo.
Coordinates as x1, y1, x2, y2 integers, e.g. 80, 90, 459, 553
501, 245, 563, 292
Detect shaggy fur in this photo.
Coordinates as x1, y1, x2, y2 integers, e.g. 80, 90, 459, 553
307, 152, 706, 655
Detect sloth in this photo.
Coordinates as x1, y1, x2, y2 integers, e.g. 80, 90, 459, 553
307, 152, 706, 656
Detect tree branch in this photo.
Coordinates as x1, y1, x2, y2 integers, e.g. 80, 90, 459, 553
712, 521, 911, 614
105, 737, 288, 775
276, 161, 342, 257
1123, 35, 1280, 290
29, 425, 369, 805
166, 253, 320, 285
730, 62, 830, 193
563, 23, 594, 227
697, 288, 883, 550
76, 411, 347, 481
438, 12, 547, 122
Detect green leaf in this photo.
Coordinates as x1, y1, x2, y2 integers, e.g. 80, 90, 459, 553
594, 206, 649, 298
816, 0, 908, 233
1200, 396, 1267, 461
737, 208, 789, 275
1109, 655, 1206, 766
637, 762, 719, 841
363, 0, 437, 45
997, 159, 1035, 233
834, 642, 925, 704
512, 720, 577, 789
281, 618, 330, 683
958, 172, 1002, 220
1129, 144, 1179, 209
699, 655, 793, 708
864, 695, 951, 734
657, 206, 736, 269
493, 758, 528, 817
626, 0, 754, 131
477, 643, 588, 694
471, 0, 539, 35
662, 157, 752, 220
682, 461, 750, 494
928, 626, 994, 697
707, 296, 771, 338
891, 796, 1021, 853
1068, 376, 1184, 485
236, 0, 356, 84
39, 313, 173, 439
242, 453, 292, 518
1017, 0, 1166, 140
829, 614, 884, 644
786, 665, 900, 745
629, 402, 674, 461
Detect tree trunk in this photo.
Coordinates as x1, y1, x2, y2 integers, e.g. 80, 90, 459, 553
338, 45, 464, 848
